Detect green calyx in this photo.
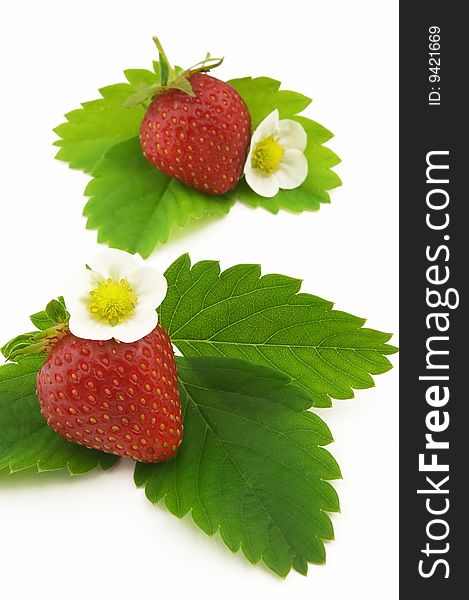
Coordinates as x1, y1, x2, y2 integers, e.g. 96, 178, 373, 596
1, 298, 70, 362
123, 36, 224, 108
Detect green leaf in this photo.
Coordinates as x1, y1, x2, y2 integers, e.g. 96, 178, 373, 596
54, 68, 159, 174
122, 83, 161, 108
1, 333, 39, 362
135, 356, 340, 577
159, 255, 397, 408
228, 76, 312, 128
29, 311, 54, 331
84, 137, 234, 257
228, 78, 342, 214
45, 299, 69, 324
170, 76, 195, 97
0, 357, 118, 474
29, 298, 67, 331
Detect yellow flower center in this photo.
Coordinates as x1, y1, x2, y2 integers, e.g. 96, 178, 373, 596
251, 135, 284, 175
88, 278, 138, 326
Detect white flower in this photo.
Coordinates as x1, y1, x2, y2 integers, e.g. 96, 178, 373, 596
244, 109, 308, 198
64, 248, 167, 343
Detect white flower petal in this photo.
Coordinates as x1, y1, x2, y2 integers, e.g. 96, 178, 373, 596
64, 249, 167, 344
111, 306, 158, 343
278, 119, 307, 152
92, 248, 140, 280
276, 149, 308, 190
250, 109, 280, 144
244, 166, 280, 198
68, 308, 114, 341
63, 270, 99, 312
244, 147, 253, 172
128, 265, 168, 309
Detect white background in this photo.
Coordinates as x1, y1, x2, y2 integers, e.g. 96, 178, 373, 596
0, 1, 398, 598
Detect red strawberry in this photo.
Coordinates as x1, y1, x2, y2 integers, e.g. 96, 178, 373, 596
36, 324, 182, 463
140, 73, 251, 195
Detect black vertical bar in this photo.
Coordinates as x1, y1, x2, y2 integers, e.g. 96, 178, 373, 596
400, 3, 465, 596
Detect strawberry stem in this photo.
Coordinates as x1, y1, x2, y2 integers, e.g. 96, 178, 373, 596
152, 36, 172, 86
123, 36, 224, 108
1, 297, 70, 362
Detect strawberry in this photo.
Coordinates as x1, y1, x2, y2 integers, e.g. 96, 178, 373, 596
36, 324, 182, 463
125, 37, 252, 195
140, 73, 251, 194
